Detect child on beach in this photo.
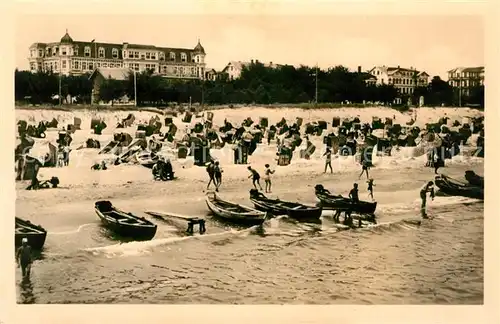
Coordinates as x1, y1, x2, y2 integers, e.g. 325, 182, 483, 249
323, 148, 333, 173
367, 179, 375, 200
214, 161, 223, 192
206, 161, 216, 190
248, 166, 263, 190
264, 164, 275, 193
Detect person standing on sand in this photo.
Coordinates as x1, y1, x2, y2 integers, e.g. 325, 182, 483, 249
16, 238, 33, 278
323, 148, 333, 173
264, 164, 275, 193
206, 161, 216, 190
214, 161, 223, 192
420, 181, 435, 219
248, 166, 263, 190
358, 159, 370, 180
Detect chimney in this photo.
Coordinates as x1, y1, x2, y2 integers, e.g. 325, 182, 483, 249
358, 66, 361, 73
397, 65, 400, 68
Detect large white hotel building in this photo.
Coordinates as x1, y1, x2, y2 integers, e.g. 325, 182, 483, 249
28, 30, 207, 80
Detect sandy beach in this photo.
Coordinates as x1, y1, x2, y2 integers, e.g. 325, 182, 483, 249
15, 105, 484, 304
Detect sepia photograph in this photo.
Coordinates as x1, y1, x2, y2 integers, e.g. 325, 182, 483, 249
2, 0, 498, 322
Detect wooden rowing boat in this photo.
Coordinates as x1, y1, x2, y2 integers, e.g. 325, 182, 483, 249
94, 200, 157, 240
15, 217, 47, 250
206, 192, 267, 225
435, 175, 484, 200
314, 184, 377, 214
249, 189, 322, 221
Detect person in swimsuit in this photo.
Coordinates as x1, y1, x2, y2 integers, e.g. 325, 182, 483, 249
214, 161, 223, 192
248, 166, 263, 190
420, 181, 435, 218
16, 238, 33, 278
367, 179, 375, 200
433, 150, 444, 174
323, 148, 333, 173
349, 183, 360, 203
264, 163, 275, 193
358, 159, 370, 180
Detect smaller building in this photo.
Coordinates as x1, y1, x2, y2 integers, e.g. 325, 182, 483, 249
89, 67, 131, 104
447, 66, 484, 96
221, 60, 281, 80
205, 68, 218, 81
355, 66, 377, 85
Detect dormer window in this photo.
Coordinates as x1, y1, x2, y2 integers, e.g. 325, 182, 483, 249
38, 49, 43, 57
84, 46, 91, 57
112, 48, 119, 59
169, 52, 175, 61
74, 46, 79, 56
98, 47, 105, 58
159, 52, 165, 61
180, 53, 187, 62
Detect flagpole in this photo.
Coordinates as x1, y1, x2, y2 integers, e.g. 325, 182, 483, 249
59, 56, 62, 105
315, 63, 318, 105
134, 70, 137, 107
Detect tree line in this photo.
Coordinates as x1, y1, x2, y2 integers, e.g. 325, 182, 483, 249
15, 62, 484, 108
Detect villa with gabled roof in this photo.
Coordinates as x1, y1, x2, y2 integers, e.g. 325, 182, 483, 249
368, 65, 429, 95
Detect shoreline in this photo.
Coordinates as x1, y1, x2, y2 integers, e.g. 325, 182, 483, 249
15, 103, 484, 113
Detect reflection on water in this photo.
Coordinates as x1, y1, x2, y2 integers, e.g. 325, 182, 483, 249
19, 276, 36, 304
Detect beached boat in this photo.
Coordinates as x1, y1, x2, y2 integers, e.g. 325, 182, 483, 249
249, 189, 322, 221
314, 184, 377, 214
435, 175, 484, 200
94, 200, 157, 240
135, 151, 159, 169
464, 170, 484, 188
206, 192, 267, 225
15, 217, 47, 250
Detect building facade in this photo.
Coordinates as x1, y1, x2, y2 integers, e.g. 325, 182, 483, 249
221, 60, 280, 80
368, 65, 429, 95
447, 66, 484, 96
28, 31, 207, 80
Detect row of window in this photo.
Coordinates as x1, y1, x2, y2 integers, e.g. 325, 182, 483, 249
449, 72, 483, 79
399, 87, 414, 94
389, 78, 426, 85
32, 47, 201, 63
374, 69, 417, 77
450, 80, 483, 87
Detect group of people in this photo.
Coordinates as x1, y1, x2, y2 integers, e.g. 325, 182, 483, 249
206, 161, 276, 193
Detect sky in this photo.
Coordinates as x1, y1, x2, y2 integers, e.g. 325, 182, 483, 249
15, 14, 484, 79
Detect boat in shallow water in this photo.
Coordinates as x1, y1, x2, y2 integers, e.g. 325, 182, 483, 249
314, 184, 377, 215
435, 175, 484, 200
15, 217, 47, 250
249, 189, 322, 221
206, 192, 267, 225
94, 200, 157, 240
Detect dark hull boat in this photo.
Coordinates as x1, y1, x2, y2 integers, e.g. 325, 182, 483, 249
464, 170, 484, 188
435, 175, 484, 200
206, 192, 267, 226
249, 189, 322, 221
15, 217, 47, 250
94, 200, 157, 240
314, 185, 377, 215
